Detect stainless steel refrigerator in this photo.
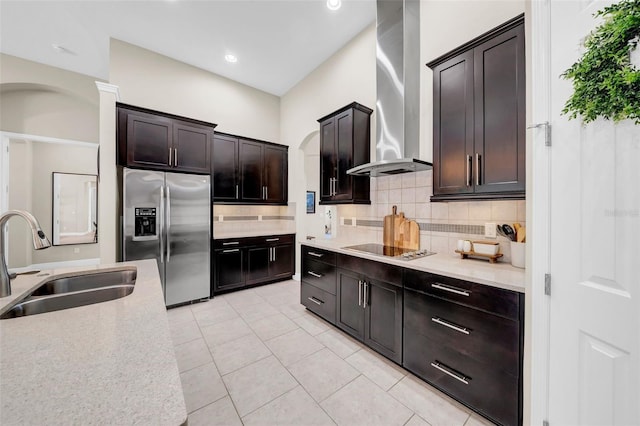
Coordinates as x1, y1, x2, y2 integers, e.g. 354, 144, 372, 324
121, 168, 210, 306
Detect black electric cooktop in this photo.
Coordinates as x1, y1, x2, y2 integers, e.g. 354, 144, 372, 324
343, 243, 435, 260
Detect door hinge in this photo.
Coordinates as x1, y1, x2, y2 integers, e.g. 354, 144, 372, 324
544, 274, 551, 296
527, 121, 551, 146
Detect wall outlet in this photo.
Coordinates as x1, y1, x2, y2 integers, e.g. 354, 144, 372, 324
219, 215, 224, 222
258, 215, 263, 221
340, 217, 345, 226
73, 247, 80, 254
485, 222, 497, 238
352, 217, 357, 227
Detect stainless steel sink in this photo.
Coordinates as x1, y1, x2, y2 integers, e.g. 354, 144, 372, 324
1, 285, 135, 319
30, 268, 137, 296
0, 267, 137, 320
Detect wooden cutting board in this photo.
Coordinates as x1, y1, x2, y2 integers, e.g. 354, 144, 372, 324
383, 205, 400, 247
397, 219, 420, 250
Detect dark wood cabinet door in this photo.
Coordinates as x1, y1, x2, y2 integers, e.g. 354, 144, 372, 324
239, 139, 264, 202
336, 269, 364, 340
432, 50, 475, 197
473, 24, 525, 195
270, 244, 294, 278
263, 145, 287, 204
246, 246, 270, 285
212, 134, 239, 201
172, 123, 212, 173
364, 279, 403, 363
334, 110, 354, 201
126, 113, 173, 170
214, 248, 244, 291
319, 118, 336, 202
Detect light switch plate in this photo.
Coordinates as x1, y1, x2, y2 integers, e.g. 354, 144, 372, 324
485, 222, 497, 238
352, 217, 357, 227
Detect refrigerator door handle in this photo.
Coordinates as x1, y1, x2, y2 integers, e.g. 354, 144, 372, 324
159, 185, 165, 264
166, 184, 171, 262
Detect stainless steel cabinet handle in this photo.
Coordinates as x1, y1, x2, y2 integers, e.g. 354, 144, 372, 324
363, 282, 368, 308
265, 186, 268, 200
266, 238, 280, 242
273, 247, 276, 261
159, 185, 165, 264
466, 155, 472, 187
431, 317, 470, 335
222, 241, 239, 246
475, 153, 480, 186
174, 148, 178, 167
222, 248, 240, 253
307, 297, 323, 305
430, 361, 469, 385
166, 185, 171, 262
169, 148, 173, 166
308, 271, 323, 278
236, 185, 239, 199
308, 252, 323, 258
431, 283, 470, 297
358, 280, 363, 306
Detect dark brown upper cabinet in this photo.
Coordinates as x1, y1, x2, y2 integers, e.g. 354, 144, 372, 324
117, 103, 215, 174
318, 102, 372, 205
212, 132, 288, 205
428, 15, 525, 201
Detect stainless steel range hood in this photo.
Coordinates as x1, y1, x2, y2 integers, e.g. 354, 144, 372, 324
347, 0, 432, 177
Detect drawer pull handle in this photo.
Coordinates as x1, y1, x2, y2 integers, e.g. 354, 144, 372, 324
431, 317, 470, 335
308, 271, 323, 278
222, 249, 240, 253
223, 242, 239, 246
308, 252, 324, 258
266, 238, 280, 242
431, 283, 470, 297
307, 297, 323, 305
430, 361, 470, 385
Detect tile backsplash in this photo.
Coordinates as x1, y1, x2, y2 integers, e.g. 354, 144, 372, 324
335, 170, 525, 262
213, 204, 296, 237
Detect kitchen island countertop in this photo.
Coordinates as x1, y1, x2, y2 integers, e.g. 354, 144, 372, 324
301, 238, 526, 293
0, 259, 187, 426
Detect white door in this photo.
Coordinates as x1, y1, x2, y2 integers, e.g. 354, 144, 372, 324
547, 1, 640, 424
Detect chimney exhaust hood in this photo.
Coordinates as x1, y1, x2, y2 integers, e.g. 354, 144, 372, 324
347, 0, 431, 177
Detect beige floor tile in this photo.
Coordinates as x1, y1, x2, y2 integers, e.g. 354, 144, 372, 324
190, 295, 230, 312
293, 312, 330, 336
174, 338, 213, 373
223, 356, 298, 417
278, 302, 307, 320
405, 414, 431, 426
223, 289, 265, 309
287, 348, 359, 402
242, 386, 335, 426
166, 305, 195, 325
264, 291, 300, 307
169, 320, 202, 346
247, 313, 299, 341
315, 328, 362, 359
345, 348, 406, 391
253, 283, 287, 297
389, 375, 470, 426
188, 396, 242, 426
200, 316, 253, 348
321, 375, 413, 426
193, 303, 239, 327
465, 415, 497, 426
180, 362, 227, 413
236, 301, 280, 323
265, 328, 324, 366
211, 333, 272, 375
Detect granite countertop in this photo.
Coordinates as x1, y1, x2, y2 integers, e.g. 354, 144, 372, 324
0, 259, 187, 426
301, 238, 526, 293
214, 230, 296, 239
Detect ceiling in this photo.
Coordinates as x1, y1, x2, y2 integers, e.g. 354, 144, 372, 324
0, 0, 376, 96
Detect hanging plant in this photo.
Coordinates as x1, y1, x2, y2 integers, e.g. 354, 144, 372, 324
562, 0, 640, 124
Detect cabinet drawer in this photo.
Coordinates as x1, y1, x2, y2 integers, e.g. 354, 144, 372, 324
302, 259, 336, 295
404, 332, 519, 426
404, 289, 520, 376
404, 269, 520, 319
301, 282, 336, 324
302, 245, 336, 266
261, 234, 294, 245
337, 254, 402, 287
214, 238, 247, 249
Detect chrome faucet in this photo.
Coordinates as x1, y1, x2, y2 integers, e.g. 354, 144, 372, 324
0, 210, 51, 297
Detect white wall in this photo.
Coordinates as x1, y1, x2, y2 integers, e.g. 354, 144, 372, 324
109, 39, 281, 142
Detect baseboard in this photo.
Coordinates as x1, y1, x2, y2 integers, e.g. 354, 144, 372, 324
292, 273, 301, 281
9, 258, 101, 274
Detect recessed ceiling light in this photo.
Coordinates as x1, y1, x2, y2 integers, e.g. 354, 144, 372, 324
225, 54, 237, 63
326, 0, 341, 11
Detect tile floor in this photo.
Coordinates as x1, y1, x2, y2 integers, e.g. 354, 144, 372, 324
167, 280, 496, 426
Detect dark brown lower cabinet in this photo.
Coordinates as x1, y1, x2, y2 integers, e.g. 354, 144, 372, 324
336, 267, 403, 364
213, 234, 295, 295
